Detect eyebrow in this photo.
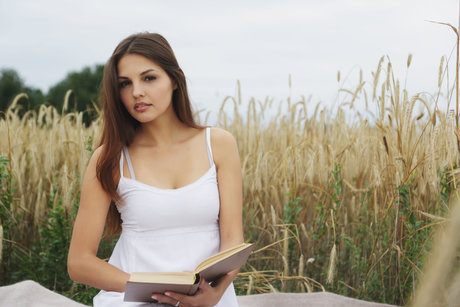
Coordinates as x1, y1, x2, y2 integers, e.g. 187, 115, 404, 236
118, 69, 156, 79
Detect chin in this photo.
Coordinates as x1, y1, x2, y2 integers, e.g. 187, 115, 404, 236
136, 118, 156, 124
128, 113, 157, 124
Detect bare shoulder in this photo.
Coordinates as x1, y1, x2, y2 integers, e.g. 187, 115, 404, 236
80, 144, 112, 205
209, 127, 236, 142
87, 145, 105, 169
209, 127, 238, 150
209, 127, 240, 166
84, 145, 113, 182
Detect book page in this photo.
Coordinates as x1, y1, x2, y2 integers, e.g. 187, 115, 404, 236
129, 272, 196, 285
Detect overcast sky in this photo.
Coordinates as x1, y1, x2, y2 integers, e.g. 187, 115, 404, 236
1, 0, 458, 119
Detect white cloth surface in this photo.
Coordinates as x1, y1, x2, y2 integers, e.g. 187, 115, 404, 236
0, 280, 87, 307
93, 128, 238, 307
237, 292, 398, 307
0, 280, 399, 307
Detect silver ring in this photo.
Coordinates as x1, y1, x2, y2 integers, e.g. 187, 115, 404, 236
175, 301, 180, 307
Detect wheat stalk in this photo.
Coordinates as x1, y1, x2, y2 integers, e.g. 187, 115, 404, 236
1, 51, 458, 300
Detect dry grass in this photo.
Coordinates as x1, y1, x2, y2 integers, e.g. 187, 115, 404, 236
410, 193, 460, 307
1, 55, 459, 305
0, 100, 101, 243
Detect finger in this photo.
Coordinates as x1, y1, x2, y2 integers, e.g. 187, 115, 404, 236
164, 291, 189, 303
151, 293, 180, 306
198, 277, 212, 291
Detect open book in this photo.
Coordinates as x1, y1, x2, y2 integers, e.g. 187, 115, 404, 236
124, 243, 254, 302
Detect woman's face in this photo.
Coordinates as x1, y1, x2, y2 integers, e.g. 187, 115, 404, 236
117, 53, 176, 124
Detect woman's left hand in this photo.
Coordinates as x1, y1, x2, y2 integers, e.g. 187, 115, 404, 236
151, 278, 222, 307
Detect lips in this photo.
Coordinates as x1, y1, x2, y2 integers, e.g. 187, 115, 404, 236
134, 102, 152, 111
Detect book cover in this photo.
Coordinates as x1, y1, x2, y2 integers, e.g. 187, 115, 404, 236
124, 243, 254, 302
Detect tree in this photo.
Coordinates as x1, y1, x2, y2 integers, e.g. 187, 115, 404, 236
46, 65, 104, 121
24, 87, 45, 110
0, 69, 44, 112
0, 69, 23, 111
0, 65, 104, 123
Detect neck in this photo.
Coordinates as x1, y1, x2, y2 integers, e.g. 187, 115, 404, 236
135, 114, 188, 148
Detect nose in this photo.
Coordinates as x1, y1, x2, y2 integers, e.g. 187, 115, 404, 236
132, 82, 145, 98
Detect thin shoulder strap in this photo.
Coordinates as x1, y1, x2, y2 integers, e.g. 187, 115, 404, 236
119, 150, 124, 178
205, 127, 215, 167
123, 146, 136, 180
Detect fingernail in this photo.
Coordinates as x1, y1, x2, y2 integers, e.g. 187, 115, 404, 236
151, 295, 158, 300
164, 292, 171, 297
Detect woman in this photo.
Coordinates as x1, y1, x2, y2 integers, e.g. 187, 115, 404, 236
67, 32, 244, 307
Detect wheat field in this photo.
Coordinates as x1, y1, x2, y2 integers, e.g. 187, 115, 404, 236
1, 55, 460, 305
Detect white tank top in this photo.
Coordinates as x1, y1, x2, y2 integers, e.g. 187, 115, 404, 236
93, 127, 238, 307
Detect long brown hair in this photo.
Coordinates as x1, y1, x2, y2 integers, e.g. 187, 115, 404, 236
97, 32, 201, 236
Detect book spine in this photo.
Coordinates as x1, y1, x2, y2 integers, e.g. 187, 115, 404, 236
187, 283, 200, 295
187, 274, 201, 295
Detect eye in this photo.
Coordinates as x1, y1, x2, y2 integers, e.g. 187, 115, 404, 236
119, 80, 131, 88
145, 75, 156, 81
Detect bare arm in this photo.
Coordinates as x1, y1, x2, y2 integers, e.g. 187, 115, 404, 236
67, 146, 129, 292
211, 127, 244, 286
213, 127, 244, 249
